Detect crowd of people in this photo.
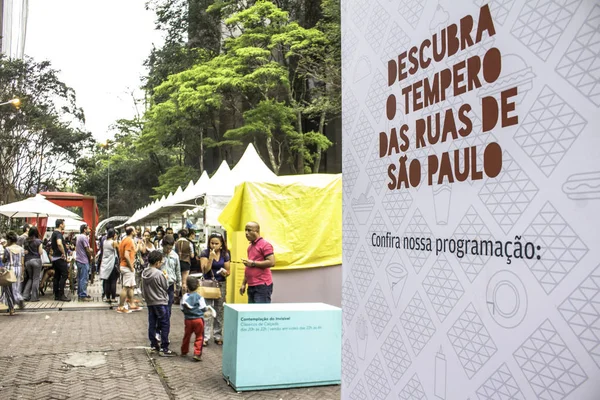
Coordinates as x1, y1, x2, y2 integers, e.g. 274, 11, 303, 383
0, 219, 276, 360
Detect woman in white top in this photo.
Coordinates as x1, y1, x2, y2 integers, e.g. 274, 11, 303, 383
99, 228, 119, 303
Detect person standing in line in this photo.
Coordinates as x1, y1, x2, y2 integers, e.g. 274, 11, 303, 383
175, 229, 192, 301
116, 226, 141, 313
180, 276, 209, 361
142, 250, 176, 357
51, 219, 70, 302
1, 231, 25, 313
154, 227, 165, 250
239, 222, 275, 304
140, 230, 155, 268
159, 234, 181, 320
99, 228, 120, 304
21, 226, 43, 302
17, 224, 30, 247
75, 224, 93, 301
200, 232, 230, 346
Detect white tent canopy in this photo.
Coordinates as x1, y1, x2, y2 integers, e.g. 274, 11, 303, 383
47, 217, 86, 233
0, 194, 81, 219
125, 143, 276, 226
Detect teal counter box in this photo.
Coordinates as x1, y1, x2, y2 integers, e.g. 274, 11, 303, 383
222, 303, 342, 392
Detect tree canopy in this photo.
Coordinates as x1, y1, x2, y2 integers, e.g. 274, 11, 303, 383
74, 0, 341, 218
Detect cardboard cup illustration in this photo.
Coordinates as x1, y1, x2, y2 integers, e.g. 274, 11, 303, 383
386, 263, 408, 306
433, 183, 452, 225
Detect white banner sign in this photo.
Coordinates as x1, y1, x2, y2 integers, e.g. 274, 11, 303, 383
341, 1, 600, 399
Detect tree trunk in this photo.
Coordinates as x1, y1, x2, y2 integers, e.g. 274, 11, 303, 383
199, 127, 204, 173
296, 110, 305, 174
266, 136, 280, 175
313, 110, 326, 173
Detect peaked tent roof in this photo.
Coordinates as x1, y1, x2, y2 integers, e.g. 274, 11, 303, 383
207, 144, 276, 196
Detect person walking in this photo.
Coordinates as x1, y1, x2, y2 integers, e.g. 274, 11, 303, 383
142, 250, 176, 357
99, 228, 119, 303
180, 276, 208, 361
75, 224, 93, 301
21, 226, 43, 302
200, 232, 230, 345
1, 231, 25, 314
239, 222, 275, 304
116, 226, 141, 313
51, 219, 70, 301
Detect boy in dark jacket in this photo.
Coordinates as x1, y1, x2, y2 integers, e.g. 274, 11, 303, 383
142, 250, 176, 357
180, 276, 211, 361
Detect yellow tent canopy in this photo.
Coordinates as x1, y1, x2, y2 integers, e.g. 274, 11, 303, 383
218, 174, 342, 302
219, 174, 342, 269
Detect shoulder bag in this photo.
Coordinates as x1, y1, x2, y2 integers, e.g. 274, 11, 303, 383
0, 252, 17, 286
198, 277, 221, 299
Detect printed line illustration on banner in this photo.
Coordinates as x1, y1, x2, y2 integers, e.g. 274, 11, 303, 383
351, 246, 375, 300
349, 379, 368, 400
478, 151, 538, 234
514, 85, 587, 177
342, 340, 359, 387
382, 184, 413, 227
452, 206, 493, 282
351, 182, 375, 225
562, 171, 600, 201
447, 303, 497, 379
474, 0, 515, 25
364, 354, 391, 400
400, 291, 436, 355
381, 325, 412, 385
423, 254, 465, 322
511, 0, 582, 61
513, 319, 588, 399
555, 4, 600, 106
434, 346, 447, 399
385, 262, 408, 307
476, 362, 525, 400
558, 264, 600, 369
342, 277, 359, 325
523, 201, 588, 294
365, 283, 392, 339
486, 270, 527, 329
355, 314, 369, 360
399, 373, 427, 400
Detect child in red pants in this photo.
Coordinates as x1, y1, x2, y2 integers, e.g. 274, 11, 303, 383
180, 276, 209, 361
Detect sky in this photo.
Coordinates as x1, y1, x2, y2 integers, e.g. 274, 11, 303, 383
25, 0, 163, 142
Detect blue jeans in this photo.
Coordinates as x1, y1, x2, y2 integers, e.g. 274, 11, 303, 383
248, 283, 273, 304
76, 262, 89, 298
148, 305, 170, 351
167, 284, 174, 319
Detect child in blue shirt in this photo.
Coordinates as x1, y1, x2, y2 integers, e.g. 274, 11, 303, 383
180, 276, 213, 361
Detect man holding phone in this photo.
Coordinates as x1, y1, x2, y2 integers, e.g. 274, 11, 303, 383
239, 221, 275, 303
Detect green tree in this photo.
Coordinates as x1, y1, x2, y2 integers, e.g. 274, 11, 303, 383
0, 56, 92, 204
145, 0, 335, 174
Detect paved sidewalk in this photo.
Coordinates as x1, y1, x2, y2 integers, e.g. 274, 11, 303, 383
0, 309, 341, 399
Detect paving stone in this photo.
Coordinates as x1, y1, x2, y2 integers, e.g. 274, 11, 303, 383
0, 309, 341, 399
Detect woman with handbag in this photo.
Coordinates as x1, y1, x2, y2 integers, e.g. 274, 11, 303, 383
1, 231, 25, 314
200, 232, 230, 346
21, 226, 44, 302
99, 228, 120, 303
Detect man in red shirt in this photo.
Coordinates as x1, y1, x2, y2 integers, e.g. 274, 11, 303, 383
239, 221, 275, 303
